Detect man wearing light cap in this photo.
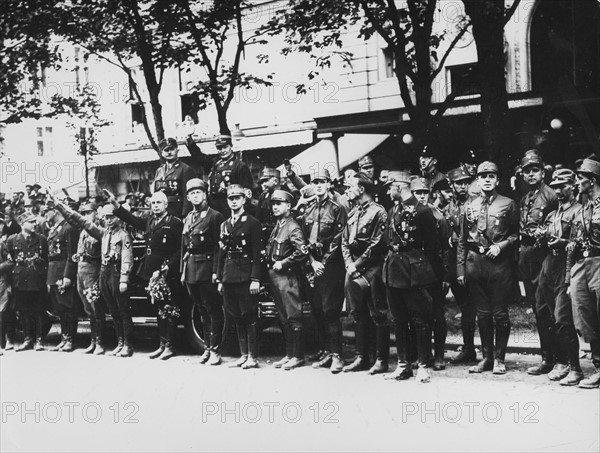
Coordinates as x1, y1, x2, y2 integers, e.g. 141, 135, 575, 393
518, 149, 558, 375
108, 189, 184, 359
532, 168, 584, 385
181, 178, 225, 365
153, 137, 197, 218
208, 135, 254, 217
266, 189, 309, 370
457, 161, 519, 375
567, 157, 600, 388
216, 184, 262, 369
298, 168, 348, 373
52, 195, 134, 357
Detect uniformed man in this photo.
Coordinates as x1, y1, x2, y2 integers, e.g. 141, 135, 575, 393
358, 155, 393, 212
153, 137, 197, 218
256, 167, 283, 244
445, 167, 478, 363
411, 176, 431, 206
460, 149, 482, 198
216, 184, 262, 369
208, 135, 254, 216
518, 150, 559, 375
51, 194, 135, 357
419, 147, 447, 188
532, 169, 583, 385
181, 178, 225, 365
110, 190, 184, 360
341, 172, 389, 373
298, 168, 348, 373
457, 161, 519, 375
566, 157, 600, 389
266, 190, 309, 370
0, 216, 13, 355
383, 171, 444, 382
45, 204, 81, 352
5, 212, 48, 352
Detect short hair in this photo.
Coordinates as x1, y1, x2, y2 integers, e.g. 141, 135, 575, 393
353, 172, 376, 196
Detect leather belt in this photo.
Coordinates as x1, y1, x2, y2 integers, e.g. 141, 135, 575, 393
187, 253, 212, 260
467, 243, 488, 254
82, 256, 101, 264
226, 250, 248, 259
575, 248, 600, 260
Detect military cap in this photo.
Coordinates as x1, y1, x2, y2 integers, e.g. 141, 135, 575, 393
186, 178, 207, 194
521, 149, 543, 170
79, 202, 97, 213
477, 161, 499, 175
420, 146, 434, 158
259, 167, 281, 181
384, 170, 412, 186
358, 155, 374, 168
432, 178, 451, 192
99, 204, 116, 216
549, 168, 576, 186
270, 189, 294, 204
462, 149, 478, 164
226, 184, 246, 198
215, 135, 232, 147
17, 212, 36, 224
576, 158, 600, 178
311, 167, 331, 182
410, 176, 431, 192
447, 167, 473, 183
159, 137, 178, 152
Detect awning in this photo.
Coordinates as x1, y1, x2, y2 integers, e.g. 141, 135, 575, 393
337, 134, 389, 169
90, 145, 190, 168
237, 129, 314, 152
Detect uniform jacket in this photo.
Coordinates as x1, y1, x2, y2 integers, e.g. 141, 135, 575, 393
567, 194, 600, 279
114, 207, 182, 281
153, 159, 197, 218
77, 227, 102, 265
341, 199, 388, 273
265, 216, 308, 271
62, 206, 134, 284
0, 240, 11, 311
382, 196, 441, 289
457, 192, 519, 278
208, 154, 254, 196
5, 232, 48, 291
298, 194, 347, 266
216, 212, 262, 284
182, 203, 224, 284
519, 183, 558, 238
46, 220, 80, 285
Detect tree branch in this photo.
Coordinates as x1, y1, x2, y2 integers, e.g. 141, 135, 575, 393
431, 19, 472, 80
503, 0, 522, 26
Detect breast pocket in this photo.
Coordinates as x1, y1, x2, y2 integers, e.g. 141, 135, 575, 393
489, 213, 505, 231
273, 239, 288, 260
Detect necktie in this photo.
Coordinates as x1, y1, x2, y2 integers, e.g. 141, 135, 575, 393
309, 203, 321, 243
477, 197, 489, 237
349, 207, 363, 244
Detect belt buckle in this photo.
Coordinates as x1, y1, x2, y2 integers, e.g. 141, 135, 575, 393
391, 244, 399, 253
478, 246, 486, 254
147, 247, 152, 256
583, 250, 590, 258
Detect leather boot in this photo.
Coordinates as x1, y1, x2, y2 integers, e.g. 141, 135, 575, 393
433, 320, 447, 371
342, 355, 369, 372
368, 325, 390, 374
386, 363, 414, 380
199, 348, 211, 364
310, 310, 327, 361
275, 324, 292, 368
149, 318, 166, 359
327, 319, 343, 358
84, 317, 97, 354
528, 316, 556, 375
118, 342, 134, 357
95, 314, 106, 355
559, 324, 583, 386
493, 321, 511, 375
208, 349, 222, 366
312, 353, 333, 369
578, 342, 600, 389
353, 317, 369, 361
158, 319, 175, 360
60, 315, 77, 352
241, 322, 259, 369
330, 353, 344, 374
469, 318, 494, 373
34, 315, 45, 351
49, 316, 67, 351
283, 325, 305, 370
451, 322, 477, 364
230, 323, 248, 367
109, 321, 124, 356
94, 336, 106, 355
199, 316, 211, 363
15, 317, 34, 352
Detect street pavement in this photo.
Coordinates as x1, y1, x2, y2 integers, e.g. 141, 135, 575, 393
1, 337, 599, 453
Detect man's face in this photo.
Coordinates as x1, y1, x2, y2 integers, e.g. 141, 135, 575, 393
438, 189, 454, 204
379, 170, 389, 184
452, 180, 470, 197
553, 183, 573, 202
21, 219, 36, 234
311, 179, 329, 197
187, 189, 206, 206
477, 172, 499, 192
346, 178, 363, 202
522, 165, 544, 187
161, 146, 178, 163
387, 183, 402, 201
217, 143, 233, 159
464, 163, 477, 176
576, 173, 593, 195
261, 177, 278, 192
151, 199, 168, 215
227, 194, 245, 211
344, 169, 357, 185
413, 190, 430, 204
83, 210, 97, 222
103, 213, 119, 229
271, 200, 290, 217
4, 205, 12, 217
360, 164, 375, 179
419, 156, 434, 172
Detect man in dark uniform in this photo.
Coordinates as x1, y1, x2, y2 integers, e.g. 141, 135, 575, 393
383, 171, 444, 383
54, 198, 134, 357
216, 184, 262, 369
457, 161, 519, 375
3, 204, 21, 237
153, 137, 197, 218
266, 190, 309, 370
208, 135, 254, 217
256, 167, 282, 244
533, 169, 583, 385
6, 212, 48, 352
181, 178, 225, 365
567, 157, 600, 389
45, 203, 81, 352
298, 168, 348, 373
341, 172, 389, 373
518, 150, 559, 375
358, 155, 393, 212
419, 147, 447, 190
445, 167, 478, 363
110, 190, 183, 360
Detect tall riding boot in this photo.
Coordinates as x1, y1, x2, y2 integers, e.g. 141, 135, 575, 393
4, 311, 17, 350
368, 324, 390, 375
387, 322, 413, 380
283, 325, 304, 370
15, 316, 34, 352
451, 322, 477, 364
558, 324, 583, 385
230, 323, 248, 367
94, 313, 106, 355
49, 316, 67, 351
493, 321, 511, 374
433, 320, 447, 371
158, 319, 176, 360
199, 314, 212, 363
274, 323, 293, 368
414, 322, 433, 382
149, 318, 166, 359
408, 322, 418, 367
84, 316, 97, 354
343, 318, 369, 372
207, 316, 224, 366
119, 314, 134, 357
578, 340, 600, 389
242, 321, 259, 369
527, 316, 556, 375
308, 311, 327, 361
61, 314, 77, 352
326, 320, 344, 373
469, 318, 494, 373
109, 321, 124, 356
34, 315, 45, 351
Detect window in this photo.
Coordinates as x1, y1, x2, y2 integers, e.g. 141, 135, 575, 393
180, 93, 199, 123
448, 63, 480, 97
131, 103, 146, 125
36, 126, 53, 156
381, 47, 396, 80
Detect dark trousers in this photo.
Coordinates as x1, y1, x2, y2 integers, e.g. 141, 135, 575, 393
269, 269, 303, 329
571, 257, 600, 367
77, 262, 104, 341
519, 244, 547, 309
186, 282, 224, 351
100, 265, 133, 343
222, 282, 259, 357
13, 291, 44, 340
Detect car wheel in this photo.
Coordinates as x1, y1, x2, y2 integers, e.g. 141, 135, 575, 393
181, 297, 207, 354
